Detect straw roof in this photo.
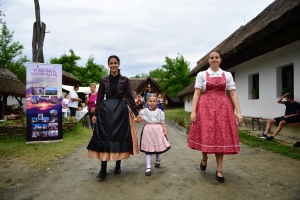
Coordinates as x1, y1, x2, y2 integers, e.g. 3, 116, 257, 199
129, 78, 147, 91
62, 70, 80, 81
189, 0, 300, 77
177, 81, 195, 98
0, 68, 25, 97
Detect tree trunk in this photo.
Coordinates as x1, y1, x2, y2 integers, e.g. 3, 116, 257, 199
32, 0, 45, 63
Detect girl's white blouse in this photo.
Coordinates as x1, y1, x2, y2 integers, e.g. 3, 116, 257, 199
139, 108, 165, 123
194, 68, 236, 91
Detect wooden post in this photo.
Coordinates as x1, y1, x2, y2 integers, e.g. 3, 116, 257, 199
32, 0, 46, 63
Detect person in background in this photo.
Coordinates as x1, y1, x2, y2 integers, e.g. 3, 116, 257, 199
87, 55, 141, 179
85, 83, 98, 129
68, 84, 82, 121
157, 94, 164, 111
188, 49, 243, 183
145, 89, 151, 108
62, 94, 69, 118
258, 93, 300, 140
136, 94, 143, 112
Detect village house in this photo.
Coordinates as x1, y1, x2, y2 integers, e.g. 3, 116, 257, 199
177, 0, 300, 138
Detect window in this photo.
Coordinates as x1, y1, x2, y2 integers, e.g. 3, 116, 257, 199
276, 64, 294, 97
231, 72, 235, 81
249, 73, 259, 99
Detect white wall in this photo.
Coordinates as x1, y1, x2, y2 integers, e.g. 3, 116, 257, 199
229, 40, 300, 118
6, 96, 26, 112
183, 94, 193, 112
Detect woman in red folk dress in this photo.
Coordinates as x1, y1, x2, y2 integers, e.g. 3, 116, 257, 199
188, 49, 243, 183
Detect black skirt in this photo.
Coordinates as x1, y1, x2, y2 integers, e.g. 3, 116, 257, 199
87, 98, 133, 153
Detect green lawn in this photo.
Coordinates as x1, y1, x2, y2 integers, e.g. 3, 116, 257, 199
165, 108, 300, 160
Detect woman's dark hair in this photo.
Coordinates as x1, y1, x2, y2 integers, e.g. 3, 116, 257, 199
209, 49, 222, 59
108, 55, 120, 64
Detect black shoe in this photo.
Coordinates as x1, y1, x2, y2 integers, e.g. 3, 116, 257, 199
155, 159, 161, 168
293, 141, 300, 147
216, 171, 224, 183
114, 167, 121, 174
96, 170, 106, 179
266, 136, 274, 141
200, 160, 207, 171
145, 168, 151, 176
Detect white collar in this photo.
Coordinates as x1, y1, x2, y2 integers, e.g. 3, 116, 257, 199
207, 68, 223, 75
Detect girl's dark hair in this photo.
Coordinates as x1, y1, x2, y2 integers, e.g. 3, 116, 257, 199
108, 55, 120, 64
209, 49, 222, 58
74, 84, 79, 88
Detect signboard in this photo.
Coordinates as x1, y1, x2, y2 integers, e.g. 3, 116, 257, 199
25, 63, 63, 144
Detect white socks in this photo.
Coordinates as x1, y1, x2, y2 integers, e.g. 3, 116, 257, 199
146, 154, 151, 170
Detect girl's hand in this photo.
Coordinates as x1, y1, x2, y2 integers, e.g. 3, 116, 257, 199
236, 113, 243, 125
190, 112, 196, 123
163, 129, 167, 136
92, 116, 96, 123
135, 115, 142, 123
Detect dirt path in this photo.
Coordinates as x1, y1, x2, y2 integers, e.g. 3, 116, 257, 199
1, 120, 300, 200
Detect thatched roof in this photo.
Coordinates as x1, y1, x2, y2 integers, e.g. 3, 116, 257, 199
129, 78, 147, 91
62, 70, 80, 81
177, 81, 195, 98
0, 68, 26, 97
189, 0, 300, 77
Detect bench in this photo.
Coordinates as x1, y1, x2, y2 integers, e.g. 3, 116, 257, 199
243, 116, 264, 131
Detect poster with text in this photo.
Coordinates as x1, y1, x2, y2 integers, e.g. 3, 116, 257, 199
26, 63, 63, 144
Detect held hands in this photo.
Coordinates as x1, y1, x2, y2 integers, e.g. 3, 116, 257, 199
134, 115, 142, 123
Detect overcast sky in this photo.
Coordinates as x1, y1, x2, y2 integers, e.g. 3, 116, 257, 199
1, 0, 274, 78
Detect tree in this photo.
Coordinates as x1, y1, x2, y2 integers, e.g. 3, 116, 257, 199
131, 73, 148, 78
0, 22, 28, 84
159, 54, 194, 97
81, 55, 108, 86
0, 22, 24, 67
149, 67, 166, 79
50, 50, 108, 86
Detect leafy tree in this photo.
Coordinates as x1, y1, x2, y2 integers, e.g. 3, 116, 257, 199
131, 73, 148, 78
81, 55, 108, 86
0, 21, 28, 84
159, 53, 194, 97
50, 50, 108, 86
149, 67, 166, 79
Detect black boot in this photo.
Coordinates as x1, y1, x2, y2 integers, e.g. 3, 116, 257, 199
97, 161, 107, 178
114, 160, 121, 174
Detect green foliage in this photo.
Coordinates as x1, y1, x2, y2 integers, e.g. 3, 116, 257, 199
251, 87, 259, 98
50, 50, 108, 86
149, 67, 166, 78
158, 53, 194, 97
0, 22, 28, 84
131, 73, 148, 78
281, 87, 293, 95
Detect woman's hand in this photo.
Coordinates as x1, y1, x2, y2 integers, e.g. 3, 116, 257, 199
92, 116, 96, 124
190, 112, 196, 123
134, 115, 142, 123
236, 113, 243, 125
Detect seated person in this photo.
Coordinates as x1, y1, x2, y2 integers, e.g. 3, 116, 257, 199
258, 93, 300, 140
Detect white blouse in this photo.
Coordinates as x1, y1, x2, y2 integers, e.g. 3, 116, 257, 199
194, 68, 236, 91
139, 108, 165, 123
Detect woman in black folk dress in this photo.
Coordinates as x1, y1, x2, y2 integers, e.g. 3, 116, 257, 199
87, 55, 141, 179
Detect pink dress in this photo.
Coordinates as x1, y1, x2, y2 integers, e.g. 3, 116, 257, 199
188, 71, 240, 154
139, 108, 170, 154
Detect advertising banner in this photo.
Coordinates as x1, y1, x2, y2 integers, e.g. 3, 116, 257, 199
25, 63, 62, 144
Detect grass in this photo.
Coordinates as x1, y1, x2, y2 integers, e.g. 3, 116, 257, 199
0, 123, 92, 170
165, 108, 300, 160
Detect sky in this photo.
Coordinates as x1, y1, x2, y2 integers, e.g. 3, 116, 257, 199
1, 0, 275, 78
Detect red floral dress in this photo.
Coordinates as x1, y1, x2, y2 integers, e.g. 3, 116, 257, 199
188, 71, 240, 154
